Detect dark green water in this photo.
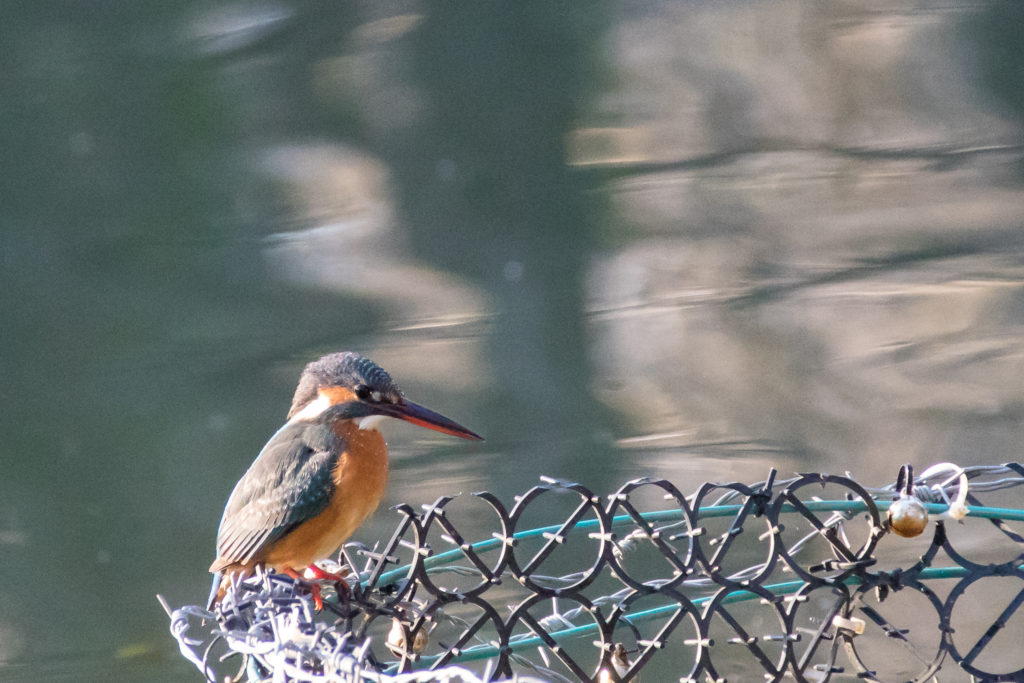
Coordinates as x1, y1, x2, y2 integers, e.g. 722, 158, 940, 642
2, 2, 1024, 680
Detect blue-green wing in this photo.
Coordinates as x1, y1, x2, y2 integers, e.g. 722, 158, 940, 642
212, 420, 339, 569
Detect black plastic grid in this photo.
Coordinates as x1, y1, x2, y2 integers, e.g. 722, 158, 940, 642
165, 463, 1024, 682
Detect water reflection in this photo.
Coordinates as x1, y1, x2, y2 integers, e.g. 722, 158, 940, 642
1, 1, 1023, 680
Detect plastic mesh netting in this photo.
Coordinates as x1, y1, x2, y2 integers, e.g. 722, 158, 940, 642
164, 462, 1024, 682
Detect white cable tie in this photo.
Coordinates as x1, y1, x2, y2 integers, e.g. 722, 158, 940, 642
917, 462, 961, 481
916, 462, 967, 513
832, 615, 865, 635
946, 470, 970, 520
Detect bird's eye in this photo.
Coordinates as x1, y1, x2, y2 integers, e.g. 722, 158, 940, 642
355, 384, 372, 400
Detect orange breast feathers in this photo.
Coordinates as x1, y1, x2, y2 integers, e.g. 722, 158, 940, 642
261, 421, 389, 570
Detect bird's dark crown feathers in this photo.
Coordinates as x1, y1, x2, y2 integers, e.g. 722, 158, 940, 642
287, 352, 402, 418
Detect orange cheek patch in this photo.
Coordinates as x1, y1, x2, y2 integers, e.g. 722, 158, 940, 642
319, 386, 357, 406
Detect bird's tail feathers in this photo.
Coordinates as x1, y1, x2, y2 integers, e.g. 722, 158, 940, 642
206, 573, 223, 611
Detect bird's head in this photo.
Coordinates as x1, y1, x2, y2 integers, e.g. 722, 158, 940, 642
287, 351, 482, 440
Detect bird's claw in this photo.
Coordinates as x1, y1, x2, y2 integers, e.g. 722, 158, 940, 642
289, 564, 352, 611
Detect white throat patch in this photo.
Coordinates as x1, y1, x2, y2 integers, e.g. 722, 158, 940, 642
357, 414, 387, 431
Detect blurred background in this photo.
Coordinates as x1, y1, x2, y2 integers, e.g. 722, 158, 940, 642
2, 0, 1024, 680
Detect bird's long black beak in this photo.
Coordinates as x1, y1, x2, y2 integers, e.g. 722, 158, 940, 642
378, 400, 483, 440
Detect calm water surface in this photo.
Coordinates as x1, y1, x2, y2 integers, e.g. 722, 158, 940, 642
2, 2, 1024, 680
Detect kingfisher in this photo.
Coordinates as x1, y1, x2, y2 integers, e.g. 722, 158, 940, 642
208, 351, 482, 608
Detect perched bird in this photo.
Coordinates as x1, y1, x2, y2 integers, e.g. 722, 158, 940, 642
208, 351, 482, 607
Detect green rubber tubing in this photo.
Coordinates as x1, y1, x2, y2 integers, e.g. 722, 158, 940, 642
370, 500, 1024, 671
369, 500, 1024, 588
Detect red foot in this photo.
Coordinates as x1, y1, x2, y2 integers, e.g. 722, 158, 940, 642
282, 564, 349, 610
312, 584, 324, 611
281, 567, 324, 610
307, 563, 351, 601
305, 563, 348, 582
